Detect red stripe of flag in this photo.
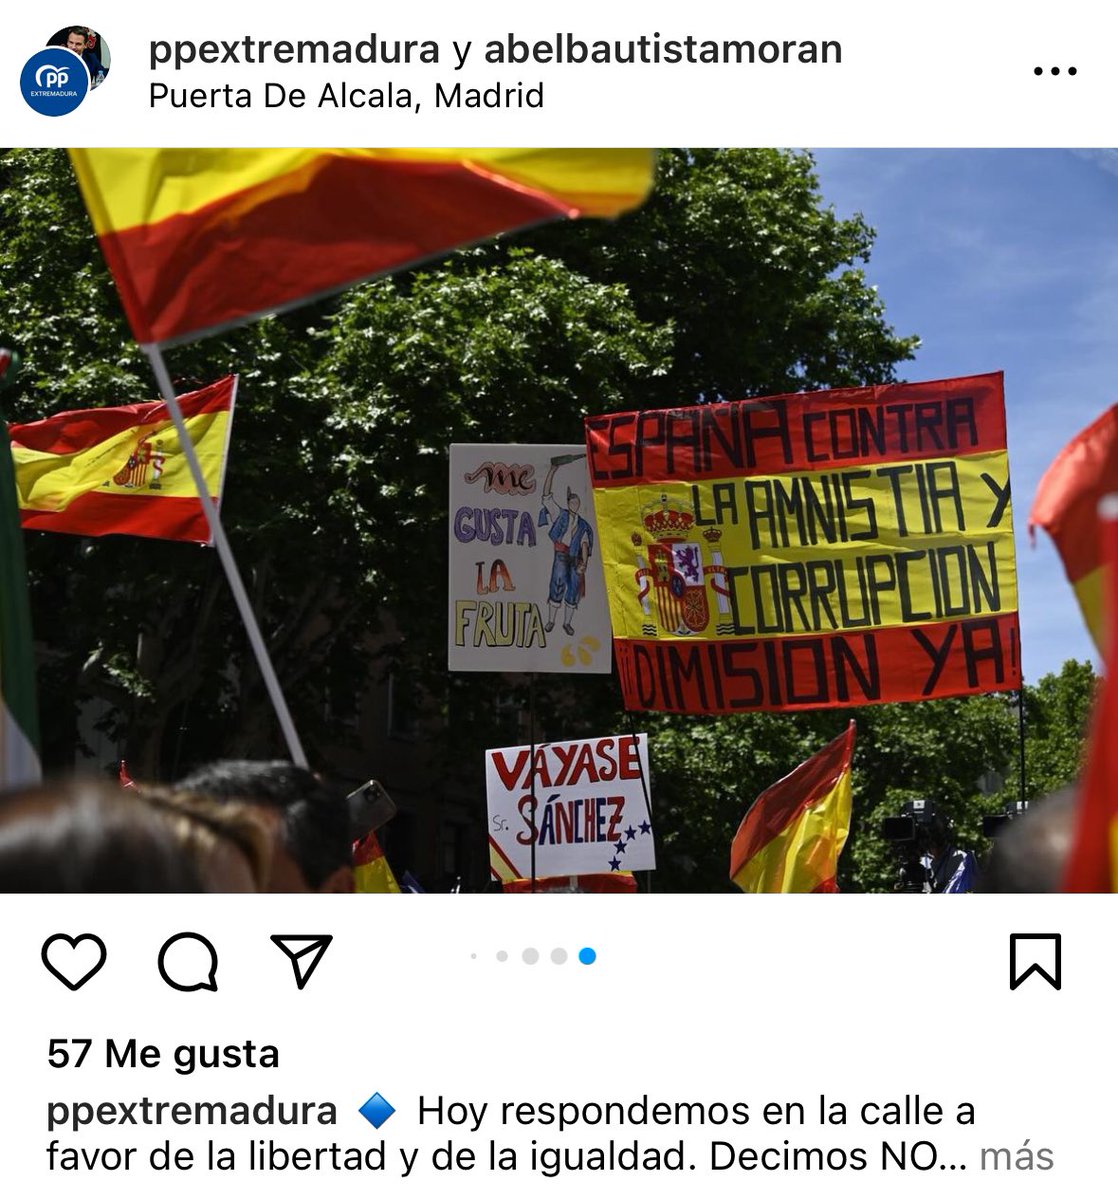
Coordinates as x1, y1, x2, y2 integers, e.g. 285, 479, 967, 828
1063, 494, 1118, 891
586, 373, 1005, 488
98, 158, 571, 345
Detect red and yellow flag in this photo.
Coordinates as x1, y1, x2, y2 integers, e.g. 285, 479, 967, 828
68, 148, 656, 346
353, 830, 401, 894
730, 721, 855, 893
1063, 496, 1118, 892
10, 376, 236, 544
589, 374, 1020, 715
1029, 405, 1118, 652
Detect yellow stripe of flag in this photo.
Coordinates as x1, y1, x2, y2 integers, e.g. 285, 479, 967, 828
70, 148, 656, 233
13, 410, 229, 512
1072, 567, 1105, 654
596, 449, 1017, 640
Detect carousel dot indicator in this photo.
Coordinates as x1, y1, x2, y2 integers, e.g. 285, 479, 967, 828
496, 950, 508, 962
579, 947, 597, 965
522, 947, 539, 964
551, 948, 568, 964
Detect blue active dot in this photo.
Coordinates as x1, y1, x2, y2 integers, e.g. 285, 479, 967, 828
578, 947, 597, 965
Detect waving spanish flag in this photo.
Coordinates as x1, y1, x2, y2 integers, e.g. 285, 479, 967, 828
10, 376, 236, 544
68, 149, 656, 346
1063, 496, 1118, 892
353, 830, 401, 894
1029, 405, 1118, 652
730, 722, 855, 893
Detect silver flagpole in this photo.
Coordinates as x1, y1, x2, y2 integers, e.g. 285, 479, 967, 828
143, 345, 307, 767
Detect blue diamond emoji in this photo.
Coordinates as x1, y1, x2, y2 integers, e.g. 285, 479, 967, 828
359, 1092, 395, 1129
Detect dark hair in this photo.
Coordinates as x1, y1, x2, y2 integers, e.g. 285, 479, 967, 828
176, 760, 350, 888
66, 27, 88, 40
981, 787, 1077, 893
138, 786, 272, 891
0, 778, 203, 892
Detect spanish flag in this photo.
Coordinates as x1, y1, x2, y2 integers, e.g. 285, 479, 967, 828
68, 149, 656, 346
1029, 405, 1118, 652
1063, 496, 1118, 892
10, 376, 236, 544
353, 830, 401, 894
730, 722, 855, 893
0, 347, 40, 788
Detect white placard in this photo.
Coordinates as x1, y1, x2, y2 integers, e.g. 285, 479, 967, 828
486, 732, 654, 879
449, 443, 612, 673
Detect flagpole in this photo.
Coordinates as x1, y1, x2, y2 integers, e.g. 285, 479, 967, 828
626, 711, 653, 894
1017, 687, 1027, 809
1014, 601, 1027, 807
143, 345, 307, 768
529, 672, 537, 894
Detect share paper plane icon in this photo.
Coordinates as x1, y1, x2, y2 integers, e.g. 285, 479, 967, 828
270, 935, 333, 990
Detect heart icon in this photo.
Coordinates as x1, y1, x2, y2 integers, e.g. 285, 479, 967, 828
41, 933, 107, 991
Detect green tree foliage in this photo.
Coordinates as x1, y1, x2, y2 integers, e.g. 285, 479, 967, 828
650, 663, 1094, 893
505, 148, 919, 401
1005, 659, 1095, 802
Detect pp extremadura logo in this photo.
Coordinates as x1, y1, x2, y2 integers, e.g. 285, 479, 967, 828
21, 46, 90, 115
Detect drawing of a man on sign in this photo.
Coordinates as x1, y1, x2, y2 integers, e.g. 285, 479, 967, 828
540, 454, 594, 637
448, 443, 611, 674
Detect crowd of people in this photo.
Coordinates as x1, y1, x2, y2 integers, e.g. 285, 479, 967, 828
0, 762, 361, 892
0, 757, 1079, 892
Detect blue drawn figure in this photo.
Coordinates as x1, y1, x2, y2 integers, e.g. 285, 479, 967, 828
541, 458, 593, 637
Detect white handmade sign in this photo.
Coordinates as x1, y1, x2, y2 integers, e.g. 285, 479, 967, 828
448, 444, 612, 673
486, 733, 655, 881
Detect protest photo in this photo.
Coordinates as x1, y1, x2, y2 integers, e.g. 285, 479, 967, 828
0, 148, 1113, 894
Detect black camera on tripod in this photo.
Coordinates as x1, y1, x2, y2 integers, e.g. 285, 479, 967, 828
880, 798, 942, 893
981, 798, 1029, 838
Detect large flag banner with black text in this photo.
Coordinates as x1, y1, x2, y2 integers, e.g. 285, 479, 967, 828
587, 373, 1020, 713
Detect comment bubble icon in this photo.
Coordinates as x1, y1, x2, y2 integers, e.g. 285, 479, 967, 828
158, 932, 219, 993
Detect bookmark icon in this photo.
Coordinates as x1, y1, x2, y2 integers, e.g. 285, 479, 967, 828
270, 934, 333, 990
1009, 933, 1061, 991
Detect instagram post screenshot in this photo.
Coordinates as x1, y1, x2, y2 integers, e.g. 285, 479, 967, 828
0, 3, 1114, 1195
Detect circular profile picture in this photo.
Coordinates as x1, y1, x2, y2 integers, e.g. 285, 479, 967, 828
20, 46, 89, 116
48, 24, 111, 89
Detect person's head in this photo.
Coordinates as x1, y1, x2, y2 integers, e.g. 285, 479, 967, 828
138, 788, 271, 892
981, 787, 1077, 893
924, 809, 953, 857
567, 488, 581, 514
65, 28, 88, 53
176, 761, 353, 892
0, 777, 203, 892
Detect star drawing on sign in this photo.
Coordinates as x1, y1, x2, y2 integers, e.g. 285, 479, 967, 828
609, 856, 622, 871
614, 839, 626, 854
639, 820, 651, 835
625, 826, 636, 840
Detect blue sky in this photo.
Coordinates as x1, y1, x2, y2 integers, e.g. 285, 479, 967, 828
812, 149, 1116, 683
